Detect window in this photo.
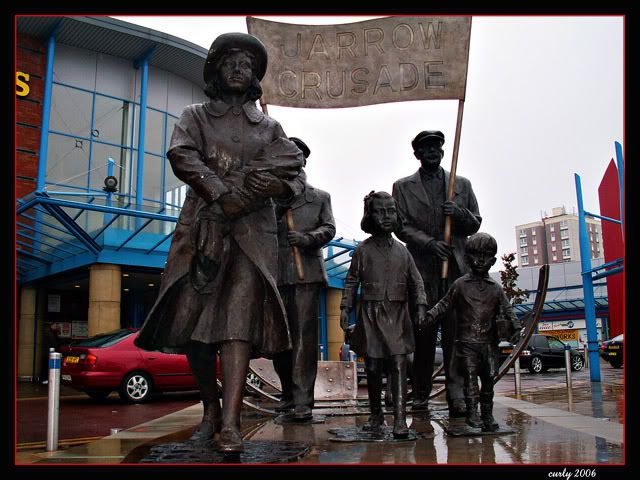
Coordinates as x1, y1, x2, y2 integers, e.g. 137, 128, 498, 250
550, 224, 555, 232
596, 236, 600, 243
562, 248, 571, 258
531, 229, 536, 236
521, 256, 529, 265
560, 230, 569, 240
552, 254, 557, 261
520, 247, 528, 255
534, 256, 538, 264
594, 227, 599, 234
560, 220, 568, 230
561, 239, 570, 248
533, 247, 538, 254
533, 336, 548, 348
532, 238, 537, 245
520, 237, 527, 246
551, 244, 556, 252
551, 233, 556, 241
548, 337, 565, 349
519, 229, 526, 237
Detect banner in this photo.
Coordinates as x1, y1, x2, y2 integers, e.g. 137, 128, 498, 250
247, 16, 472, 108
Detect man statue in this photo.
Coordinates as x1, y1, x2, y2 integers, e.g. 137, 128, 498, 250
272, 137, 336, 420
392, 130, 481, 417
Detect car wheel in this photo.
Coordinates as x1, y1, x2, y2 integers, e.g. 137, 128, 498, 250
528, 355, 544, 374
120, 372, 153, 403
610, 359, 622, 369
571, 355, 584, 371
85, 389, 111, 401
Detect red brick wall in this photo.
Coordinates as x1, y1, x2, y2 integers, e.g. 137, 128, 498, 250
16, 33, 46, 198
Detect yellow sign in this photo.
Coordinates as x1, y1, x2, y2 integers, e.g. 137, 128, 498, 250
546, 330, 579, 342
16, 72, 30, 97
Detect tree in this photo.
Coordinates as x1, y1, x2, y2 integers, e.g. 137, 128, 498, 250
499, 253, 530, 305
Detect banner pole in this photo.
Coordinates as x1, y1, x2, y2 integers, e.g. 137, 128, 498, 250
441, 99, 465, 286
259, 100, 305, 281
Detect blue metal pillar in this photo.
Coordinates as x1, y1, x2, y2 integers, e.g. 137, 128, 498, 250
135, 54, 150, 228
104, 158, 115, 225
36, 33, 56, 191
319, 289, 328, 361
614, 141, 624, 229
575, 173, 601, 382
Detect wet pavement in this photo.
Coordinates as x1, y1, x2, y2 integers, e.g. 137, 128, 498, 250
15, 363, 625, 467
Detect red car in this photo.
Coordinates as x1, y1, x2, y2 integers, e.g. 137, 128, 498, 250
60, 328, 199, 403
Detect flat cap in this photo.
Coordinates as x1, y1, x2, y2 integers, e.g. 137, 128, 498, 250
203, 32, 268, 84
288, 137, 310, 159
412, 130, 445, 150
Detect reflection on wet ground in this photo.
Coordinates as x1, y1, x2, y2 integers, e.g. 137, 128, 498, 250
506, 381, 624, 424
244, 403, 623, 464
22, 365, 624, 465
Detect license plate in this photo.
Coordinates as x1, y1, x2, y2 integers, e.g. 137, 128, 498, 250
608, 352, 617, 356
65, 356, 79, 364
62, 374, 72, 381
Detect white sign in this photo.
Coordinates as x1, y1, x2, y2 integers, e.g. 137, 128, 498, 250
47, 294, 61, 313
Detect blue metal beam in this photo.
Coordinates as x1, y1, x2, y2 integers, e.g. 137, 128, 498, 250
115, 219, 153, 251
17, 230, 79, 256
135, 50, 152, 218
583, 211, 622, 225
17, 221, 83, 250
41, 203, 101, 255
586, 258, 623, 273
326, 258, 352, 272
18, 249, 52, 264
91, 213, 122, 240
36, 29, 58, 191
34, 196, 178, 223
592, 267, 624, 281
319, 289, 328, 361
18, 211, 80, 242
17, 240, 65, 261
72, 197, 96, 221
575, 173, 601, 382
325, 248, 351, 262
615, 141, 624, 227
146, 232, 173, 254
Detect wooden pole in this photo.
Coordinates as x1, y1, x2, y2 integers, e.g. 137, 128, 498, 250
259, 100, 305, 281
441, 99, 465, 282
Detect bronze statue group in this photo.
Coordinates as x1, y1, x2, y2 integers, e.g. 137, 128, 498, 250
135, 32, 521, 454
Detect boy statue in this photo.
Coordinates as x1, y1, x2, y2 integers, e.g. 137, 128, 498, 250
425, 232, 520, 431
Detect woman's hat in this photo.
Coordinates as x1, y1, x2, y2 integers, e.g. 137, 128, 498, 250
203, 32, 268, 84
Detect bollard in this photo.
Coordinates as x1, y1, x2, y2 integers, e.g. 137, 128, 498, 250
46, 351, 62, 451
513, 357, 522, 397
564, 346, 572, 390
583, 346, 589, 368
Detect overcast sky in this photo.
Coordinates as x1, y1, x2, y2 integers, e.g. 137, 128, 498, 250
113, 15, 623, 271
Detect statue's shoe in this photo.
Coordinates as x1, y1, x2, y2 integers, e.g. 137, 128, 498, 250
217, 427, 244, 453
